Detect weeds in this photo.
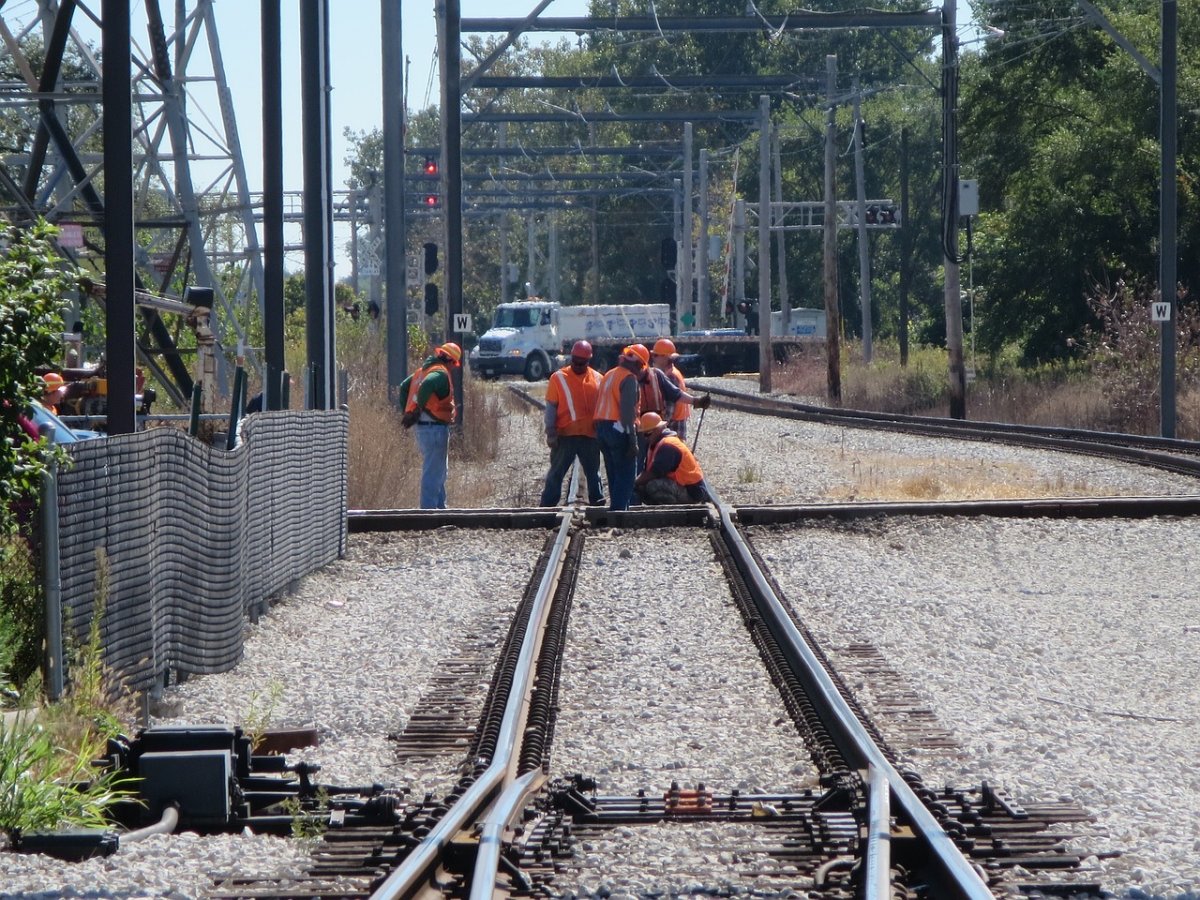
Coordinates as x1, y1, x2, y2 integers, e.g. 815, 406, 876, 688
0, 547, 135, 844
242, 681, 284, 752
282, 788, 329, 842
737, 463, 762, 484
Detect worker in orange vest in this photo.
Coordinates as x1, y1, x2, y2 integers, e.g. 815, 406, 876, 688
399, 342, 461, 509
540, 340, 605, 506
650, 338, 709, 442
593, 343, 646, 510
633, 411, 710, 505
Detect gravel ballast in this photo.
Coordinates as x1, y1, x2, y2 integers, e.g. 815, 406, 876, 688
3, 380, 1199, 898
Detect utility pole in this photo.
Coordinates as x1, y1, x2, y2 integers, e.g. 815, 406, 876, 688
262, 0, 285, 410
548, 214, 559, 301
526, 217, 537, 295
772, 127, 790, 333
942, 0, 966, 419
698, 148, 710, 329
438, 0, 465, 424
680, 122, 693, 329
757, 94, 772, 393
382, 0, 408, 394
672, 179, 682, 333
103, 0, 135, 433
1160, 0, 1177, 437
852, 78, 873, 364
899, 125, 911, 367
734, 199, 746, 325
300, 0, 335, 410
499, 122, 510, 304
823, 56, 841, 403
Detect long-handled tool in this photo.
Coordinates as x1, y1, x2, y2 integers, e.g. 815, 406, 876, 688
690, 403, 707, 452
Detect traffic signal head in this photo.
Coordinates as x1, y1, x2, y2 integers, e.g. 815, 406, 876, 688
423, 156, 438, 176
424, 283, 439, 315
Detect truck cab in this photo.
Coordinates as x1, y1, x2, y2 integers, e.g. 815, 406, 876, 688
468, 300, 559, 381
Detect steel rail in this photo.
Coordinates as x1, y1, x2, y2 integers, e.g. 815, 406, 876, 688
708, 486, 994, 899
699, 383, 1200, 477
369, 457, 579, 898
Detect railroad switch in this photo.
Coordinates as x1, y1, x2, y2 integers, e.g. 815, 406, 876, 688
663, 780, 713, 815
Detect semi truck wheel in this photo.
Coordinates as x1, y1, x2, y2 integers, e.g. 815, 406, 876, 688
524, 353, 549, 381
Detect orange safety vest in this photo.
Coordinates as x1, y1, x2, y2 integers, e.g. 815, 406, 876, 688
663, 364, 689, 423
638, 368, 667, 416
594, 366, 637, 423
405, 362, 456, 424
547, 365, 601, 437
648, 434, 705, 486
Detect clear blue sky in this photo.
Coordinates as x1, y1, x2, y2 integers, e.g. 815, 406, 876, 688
215, 1, 592, 197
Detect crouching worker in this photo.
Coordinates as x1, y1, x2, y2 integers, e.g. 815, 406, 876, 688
633, 412, 710, 505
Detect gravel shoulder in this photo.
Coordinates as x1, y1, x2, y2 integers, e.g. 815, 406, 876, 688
3, 378, 1197, 898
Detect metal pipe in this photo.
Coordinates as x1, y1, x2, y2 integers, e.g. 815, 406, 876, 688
40, 462, 64, 701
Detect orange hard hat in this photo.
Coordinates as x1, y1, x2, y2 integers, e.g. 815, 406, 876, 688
437, 342, 463, 365
571, 340, 593, 359
652, 338, 677, 357
623, 343, 650, 367
42, 372, 65, 388
636, 411, 665, 433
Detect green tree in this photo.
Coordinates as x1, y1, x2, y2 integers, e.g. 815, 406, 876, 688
961, 0, 1199, 362
1, 220, 73, 536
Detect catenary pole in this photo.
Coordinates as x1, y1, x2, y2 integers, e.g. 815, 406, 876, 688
680, 123, 693, 329
1159, 0, 1177, 437
757, 94, 772, 393
262, 0, 285, 410
942, 0, 966, 418
853, 78, 873, 364
698, 148, 710, 329
383, 0, 408, 400
102, 0, 135, 434
823, 56, 841, 403
772, 127, 790, 333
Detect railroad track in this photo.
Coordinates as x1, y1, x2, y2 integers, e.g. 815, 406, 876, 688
213, 515, 1114, 892
199, 388, 1200, 898
693, 381, 1200, 478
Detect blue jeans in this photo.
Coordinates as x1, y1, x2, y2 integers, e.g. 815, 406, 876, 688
415, 422, 449, 509
596, 421, 636, 511
539, 435, 605, 506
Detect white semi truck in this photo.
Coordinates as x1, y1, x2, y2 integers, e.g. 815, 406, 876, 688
469, 300, 670, 381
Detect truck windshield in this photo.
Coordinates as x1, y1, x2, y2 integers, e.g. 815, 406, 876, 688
494, 307, 537, 328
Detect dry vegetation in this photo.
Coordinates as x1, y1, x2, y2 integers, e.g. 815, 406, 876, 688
773, 340, 1200, 439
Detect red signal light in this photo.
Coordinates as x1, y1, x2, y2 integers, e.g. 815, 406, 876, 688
424, 193, 438, 207
424, 157, 438, 176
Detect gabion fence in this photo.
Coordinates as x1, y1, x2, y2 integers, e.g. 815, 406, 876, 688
53, 409, 348, 696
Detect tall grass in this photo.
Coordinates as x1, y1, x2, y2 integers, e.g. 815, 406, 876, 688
773, 281, 1200, 439
339, 317, 506, 509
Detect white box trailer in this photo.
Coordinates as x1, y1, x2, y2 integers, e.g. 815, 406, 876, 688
468, 301, 671, 381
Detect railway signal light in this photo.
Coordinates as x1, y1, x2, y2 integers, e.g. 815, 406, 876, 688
424, 283, 439, 315
423, 192, 439, 208
423, 242, 439, 276
423, 156, 438, 176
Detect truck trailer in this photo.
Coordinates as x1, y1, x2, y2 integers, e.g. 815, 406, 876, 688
469, 300, 670, 380
468, 299, 825, 380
